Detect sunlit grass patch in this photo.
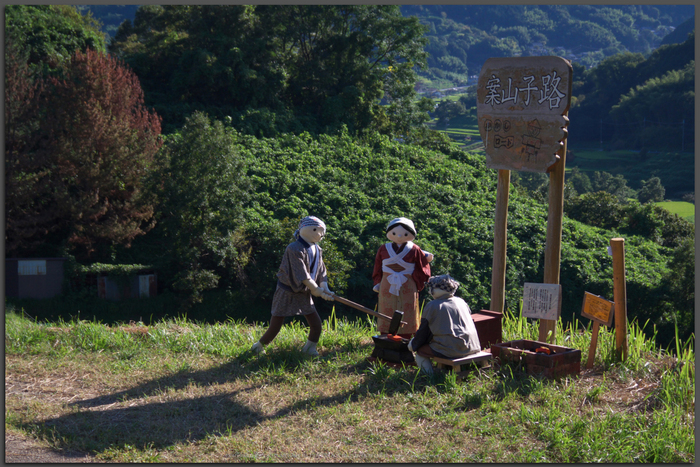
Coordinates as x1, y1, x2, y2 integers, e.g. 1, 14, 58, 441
656, 200, 694, 221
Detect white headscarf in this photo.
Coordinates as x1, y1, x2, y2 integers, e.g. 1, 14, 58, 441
294, 216, 326, 239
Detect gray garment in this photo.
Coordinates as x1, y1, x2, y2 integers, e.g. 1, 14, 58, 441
271, 240, 328, 317
422, 296, 480, 358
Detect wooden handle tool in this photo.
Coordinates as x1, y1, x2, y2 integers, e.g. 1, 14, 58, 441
331, 294, 407, 326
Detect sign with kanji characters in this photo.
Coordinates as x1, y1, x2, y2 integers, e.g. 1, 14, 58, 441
581, 292, 614, 327
477, 56, 572, 173
522, 282, 562, 320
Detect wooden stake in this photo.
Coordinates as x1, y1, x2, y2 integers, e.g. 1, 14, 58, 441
490, 169, 510, 313
538, 133, 568, 343
610, 238, 628, 361
586, 321, 600, 369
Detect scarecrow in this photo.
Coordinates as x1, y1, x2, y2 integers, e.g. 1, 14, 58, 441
372, 217, 432, 337
251, 216, 334, 356
408, 274, 481, 374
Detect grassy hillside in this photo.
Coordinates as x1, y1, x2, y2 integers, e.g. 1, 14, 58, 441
656, 201, 694, 222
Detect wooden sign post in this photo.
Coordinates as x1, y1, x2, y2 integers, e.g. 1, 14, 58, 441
581, 292, 615, 368
477, 57, 572, 330
610, 238, 628, 361
490, 169, 510, 312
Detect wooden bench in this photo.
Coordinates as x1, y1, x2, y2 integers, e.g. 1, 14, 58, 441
430, 350, 493, 374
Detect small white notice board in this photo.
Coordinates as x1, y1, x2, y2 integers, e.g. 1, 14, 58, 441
522, 282, 562, 320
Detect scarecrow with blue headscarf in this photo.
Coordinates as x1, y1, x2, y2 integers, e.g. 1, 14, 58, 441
251, 216, 334, 356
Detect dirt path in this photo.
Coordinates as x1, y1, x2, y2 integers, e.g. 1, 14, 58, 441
5, 431, 102, 463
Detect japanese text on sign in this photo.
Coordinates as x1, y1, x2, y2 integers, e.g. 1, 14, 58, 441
581, 292, 614, 327
485, 71, 567, 110
476, 56, 572, 173
522, 282, 562, 320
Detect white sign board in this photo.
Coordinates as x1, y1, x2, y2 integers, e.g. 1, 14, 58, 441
522, 282, 562, 320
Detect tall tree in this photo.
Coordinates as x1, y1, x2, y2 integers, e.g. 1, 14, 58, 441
109, 5, 286, 133
151, 112, 251, 304
5, 48, 163, 259
4, 36, 55, 255
5, 5, 106, 71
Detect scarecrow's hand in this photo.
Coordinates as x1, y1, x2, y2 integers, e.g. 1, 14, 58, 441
320, 282, 334, 301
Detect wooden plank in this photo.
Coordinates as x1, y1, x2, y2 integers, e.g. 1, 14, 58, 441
490, 169, 510, 313
538, 139, 567, 343
610, 238, 628, 361
477, 56, 572, 173
586, 321, 600, 369
432, 351, 493, 367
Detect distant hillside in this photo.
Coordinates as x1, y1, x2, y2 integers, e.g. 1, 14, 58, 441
79, 5, 693, 89
400, 5, 694, 87
660, 15, 695, 45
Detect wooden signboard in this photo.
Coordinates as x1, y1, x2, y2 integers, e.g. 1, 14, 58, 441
581, 292, 614, 327
477, 56, 572, 173
581, 291, 615, 369
522, 282, 562, 321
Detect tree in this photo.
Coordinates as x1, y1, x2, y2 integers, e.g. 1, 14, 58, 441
6, 48, 163, 259
4, 36, 56, 256
568, 167, 593, 195
109, 5, 430, 137
5, 5, 106, 71
591, 171, 635, 201
637, 176, 665, 203
109, 5, 286, 134
151, 112, 251, 305
564, 191, 624, 229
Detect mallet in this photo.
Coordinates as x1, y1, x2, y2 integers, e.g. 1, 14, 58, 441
331, 294, 407, 327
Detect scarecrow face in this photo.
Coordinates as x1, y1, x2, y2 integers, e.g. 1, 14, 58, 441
386, 225, 415, 244
299, 225, 325, 244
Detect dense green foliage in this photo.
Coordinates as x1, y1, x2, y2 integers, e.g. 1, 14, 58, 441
570, 32, 694, 150
107, 5, 432, 136
148, 113, 251, 305
5, 5, 106, 72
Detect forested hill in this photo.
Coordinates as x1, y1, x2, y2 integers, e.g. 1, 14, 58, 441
80, 5, 694, 89
400, 5, 694, 86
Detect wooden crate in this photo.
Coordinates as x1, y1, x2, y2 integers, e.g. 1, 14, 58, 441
471, 309, 503, 349
490, 339, 581, 378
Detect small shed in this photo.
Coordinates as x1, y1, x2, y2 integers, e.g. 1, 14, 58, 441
5, 258, 68, 299
97, 273, 157, 300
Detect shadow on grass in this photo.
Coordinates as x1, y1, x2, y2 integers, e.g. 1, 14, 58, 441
26, 347, 542, 456
21, 346, 411, 455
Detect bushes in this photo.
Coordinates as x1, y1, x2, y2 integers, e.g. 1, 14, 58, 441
565, 192, 694, 249
27, 116, 690, 346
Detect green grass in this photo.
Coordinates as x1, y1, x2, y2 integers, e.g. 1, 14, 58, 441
5, 303, 694, 463
656, 201, 695, 222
